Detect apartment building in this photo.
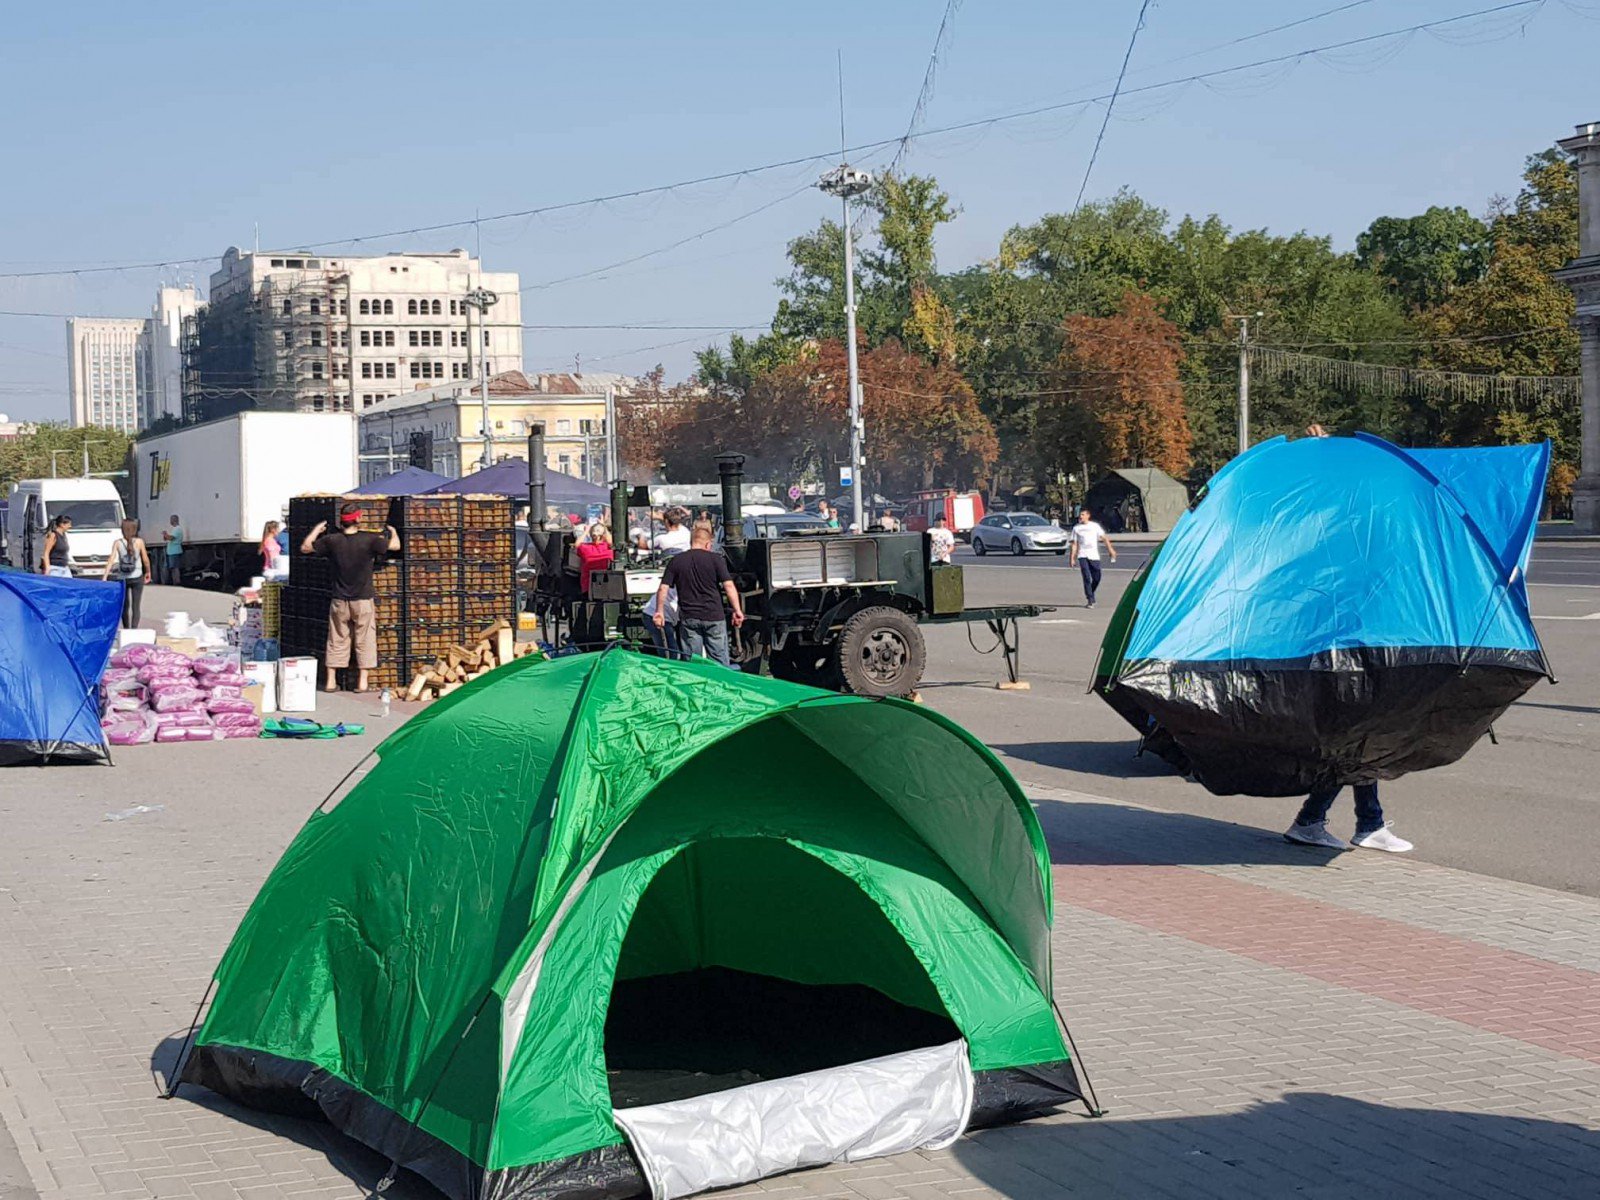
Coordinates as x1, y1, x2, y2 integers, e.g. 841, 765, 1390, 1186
66, 318, 146, 433
187, 247, 522, 421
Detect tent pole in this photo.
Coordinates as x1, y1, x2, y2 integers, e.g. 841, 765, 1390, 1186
160, 978, 215, 1099
1052, 1000, 1106, 1118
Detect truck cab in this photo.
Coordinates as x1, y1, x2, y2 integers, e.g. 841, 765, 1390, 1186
4, 478, 126, 575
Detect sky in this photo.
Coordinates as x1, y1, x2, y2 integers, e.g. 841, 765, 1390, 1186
1, 0, 1595, 422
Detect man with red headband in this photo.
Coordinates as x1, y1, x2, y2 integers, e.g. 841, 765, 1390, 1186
301, 503, 401, 693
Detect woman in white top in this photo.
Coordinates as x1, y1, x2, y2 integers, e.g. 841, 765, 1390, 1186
102, 518, 153, 629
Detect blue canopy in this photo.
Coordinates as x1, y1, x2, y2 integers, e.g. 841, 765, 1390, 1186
1100, 434, 1552, 796
0, 573, 122, 765
347, 466, 450, 496
433, 457, 610, 506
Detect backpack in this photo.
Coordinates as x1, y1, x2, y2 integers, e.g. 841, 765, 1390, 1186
114, 539, 141, 579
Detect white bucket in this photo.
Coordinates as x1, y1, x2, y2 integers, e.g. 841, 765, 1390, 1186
243, 660, 277, 713
277, 657, 318, 713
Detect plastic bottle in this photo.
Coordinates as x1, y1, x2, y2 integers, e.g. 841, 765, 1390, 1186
380, 688, 392, 718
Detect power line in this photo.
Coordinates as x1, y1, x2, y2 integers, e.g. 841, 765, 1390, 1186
0, 1, 1551, 286
1074, 0, 1155, 214
888, 0, 963, 177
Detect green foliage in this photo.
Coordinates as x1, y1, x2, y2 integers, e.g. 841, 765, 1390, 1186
0, 423, 133, 492
1356, 206, 1491, 309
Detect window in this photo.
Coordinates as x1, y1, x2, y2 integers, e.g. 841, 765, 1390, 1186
311, 362, 324, 380
359, 299, 370, 315
338, 299, 348, 315
310, 329, 322, 347
359, 331, 371, 347
430, 299, 442, 315
309, 299, 321, 315
383, 299, 394, 315
449, 299, 460, 316
556, 418, 572, 434
558, 455, 571, 472
409, 331, 419, 347
385, 363, 396, 379
362, 363, 373, 379
483, 329, 490, 346
410, 363, 420, 379
407, 299, 418, 315
384, 330, 395, 347
286, 259, 304, 269
433, 330, 443, 347
270, 258, 284, 267
282, 331, 293, 347
281, 300, 292, 316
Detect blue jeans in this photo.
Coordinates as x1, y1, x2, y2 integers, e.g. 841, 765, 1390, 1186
1296, 784, 1384, 836
648, 619, 684, 660
679, 619, 731, 668
1079, 557, 1102, 603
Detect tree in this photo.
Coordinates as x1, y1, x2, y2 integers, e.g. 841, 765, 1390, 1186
1356, 206, 1490, 310
1038, 292, 1190, 484
0, 423, 133, 493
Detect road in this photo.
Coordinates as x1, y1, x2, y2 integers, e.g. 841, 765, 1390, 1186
918, 540, 1600, 898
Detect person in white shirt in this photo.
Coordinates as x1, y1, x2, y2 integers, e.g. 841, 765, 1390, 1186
927, 513, 956, 564
652, 506, 692, 558
1068, 508, 1116, 607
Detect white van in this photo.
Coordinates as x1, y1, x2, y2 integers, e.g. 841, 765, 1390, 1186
4, 478, 127, 576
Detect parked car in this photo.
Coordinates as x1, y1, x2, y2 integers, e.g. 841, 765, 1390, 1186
970, 511, 1069, 556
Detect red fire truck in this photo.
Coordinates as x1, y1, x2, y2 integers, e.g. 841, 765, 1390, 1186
903, 489, 985, 541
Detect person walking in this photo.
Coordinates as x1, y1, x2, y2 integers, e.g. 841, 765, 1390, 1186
652, 521, 744, 668
1069, 507, 1116, 607
39, 515, 73, 577
160, 514, 185, 585
102, 519, 152, 628
928, 512, 956, 564
301, 504, 401, 693
816, 499, 840, 530
1285, 784, 1413, 853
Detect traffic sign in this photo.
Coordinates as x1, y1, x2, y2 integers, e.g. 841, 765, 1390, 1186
839, 466, 854, 488
788, 485, 802, 500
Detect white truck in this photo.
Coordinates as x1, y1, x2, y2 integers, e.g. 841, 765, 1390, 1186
3, 477, 127, 575
132, 411, 358, 589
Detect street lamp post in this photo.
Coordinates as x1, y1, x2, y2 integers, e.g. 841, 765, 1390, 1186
818, 163, 873, 532
464, 286, 500, 469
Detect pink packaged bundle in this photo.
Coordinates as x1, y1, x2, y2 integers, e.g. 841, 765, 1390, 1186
154, 724, 190, 743
151, 690, 207, 714
184, 725, 221, 742
138, 665, 195, 687
103, 713, 157, 745
205, 684, 243, 701
211, 711, 262, 729
111, 645, 156, 668
208, 698, 256, 715
192, 657, 237, 677
152, 710, 210, 728
102, 666, 139, 685
215, 723, 261, 740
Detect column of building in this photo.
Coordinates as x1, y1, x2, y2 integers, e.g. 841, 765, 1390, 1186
1557, 121, 1600, 534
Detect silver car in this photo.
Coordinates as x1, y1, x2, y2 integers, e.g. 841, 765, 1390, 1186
970, 512, 1069, 556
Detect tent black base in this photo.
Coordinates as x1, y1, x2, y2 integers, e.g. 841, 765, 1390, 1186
1113, 648, 1546, 796
182, 1037, 1082, 1200
0, 739, 108, 767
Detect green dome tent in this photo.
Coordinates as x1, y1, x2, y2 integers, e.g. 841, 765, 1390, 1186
176, 650, 1086, 1200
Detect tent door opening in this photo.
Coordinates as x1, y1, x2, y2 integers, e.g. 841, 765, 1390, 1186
604, 837, 960, 1110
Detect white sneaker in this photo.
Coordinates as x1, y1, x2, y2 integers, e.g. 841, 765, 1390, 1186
1350, 824, 1413, 853
1284, 820, 1350, 850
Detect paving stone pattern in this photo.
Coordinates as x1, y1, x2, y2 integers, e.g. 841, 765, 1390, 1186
1, 741, 1597, 1199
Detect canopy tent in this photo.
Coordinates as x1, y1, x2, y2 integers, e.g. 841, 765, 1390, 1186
0, 573, 121, 766
180, 651, 1083, 1200
435, 458, 610, 507
1093, 434, 1552, 796
347, 465, 450, 495
1083, 467, 1189, 533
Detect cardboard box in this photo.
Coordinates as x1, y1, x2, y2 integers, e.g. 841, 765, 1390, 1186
240, 679, 267, 717
155, 636, 198, 657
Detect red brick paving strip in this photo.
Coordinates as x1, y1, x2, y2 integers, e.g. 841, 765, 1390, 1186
1058, 861, 1600, 1066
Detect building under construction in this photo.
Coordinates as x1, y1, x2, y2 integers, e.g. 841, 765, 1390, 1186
183, 247, 523, 424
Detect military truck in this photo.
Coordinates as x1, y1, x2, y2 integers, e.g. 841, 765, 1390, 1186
524, 435, 1048, 697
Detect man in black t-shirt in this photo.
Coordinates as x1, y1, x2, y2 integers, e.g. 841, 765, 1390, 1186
653, 521, 744, 668
301, 503, 401, 692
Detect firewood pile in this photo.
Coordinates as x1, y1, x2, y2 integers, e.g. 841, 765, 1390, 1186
404, 619, 539, 701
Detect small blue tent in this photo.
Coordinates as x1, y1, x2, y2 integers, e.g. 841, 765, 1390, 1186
0, 572, 122, 766
1095, 434, 1552, 796
347, 466, 450, 496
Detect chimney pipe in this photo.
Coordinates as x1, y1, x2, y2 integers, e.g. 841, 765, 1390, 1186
610, 477, 630, 554
527, 422, 547, 532
717, 453, 746, 549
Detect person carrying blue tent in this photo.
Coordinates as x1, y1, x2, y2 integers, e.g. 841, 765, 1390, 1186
1093, 429, 1553, 856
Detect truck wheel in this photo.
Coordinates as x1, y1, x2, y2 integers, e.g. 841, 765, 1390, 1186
771, 641, 840, 690
833, 606, 925, 698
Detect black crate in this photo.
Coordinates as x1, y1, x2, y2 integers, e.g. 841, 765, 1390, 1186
392, 494, 463, 531
401, 561, 461, 594
400, 529, 459, 560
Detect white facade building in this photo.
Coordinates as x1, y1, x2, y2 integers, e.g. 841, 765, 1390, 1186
66, 318, 146, 432
193, 248, 522, 419
142, 285, 201, 428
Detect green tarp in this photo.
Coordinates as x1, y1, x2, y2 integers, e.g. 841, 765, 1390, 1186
180, 650, 1079, 1200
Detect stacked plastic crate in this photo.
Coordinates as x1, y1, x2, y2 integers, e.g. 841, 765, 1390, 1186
282, 496, 401, 690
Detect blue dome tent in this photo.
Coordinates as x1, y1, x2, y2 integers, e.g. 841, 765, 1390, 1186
0, 573, 122, 766
1093, 435, 1553, 797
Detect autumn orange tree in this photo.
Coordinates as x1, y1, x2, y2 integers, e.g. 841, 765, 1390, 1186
1037, 290, 1190, 484
807, 338, 999, 496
